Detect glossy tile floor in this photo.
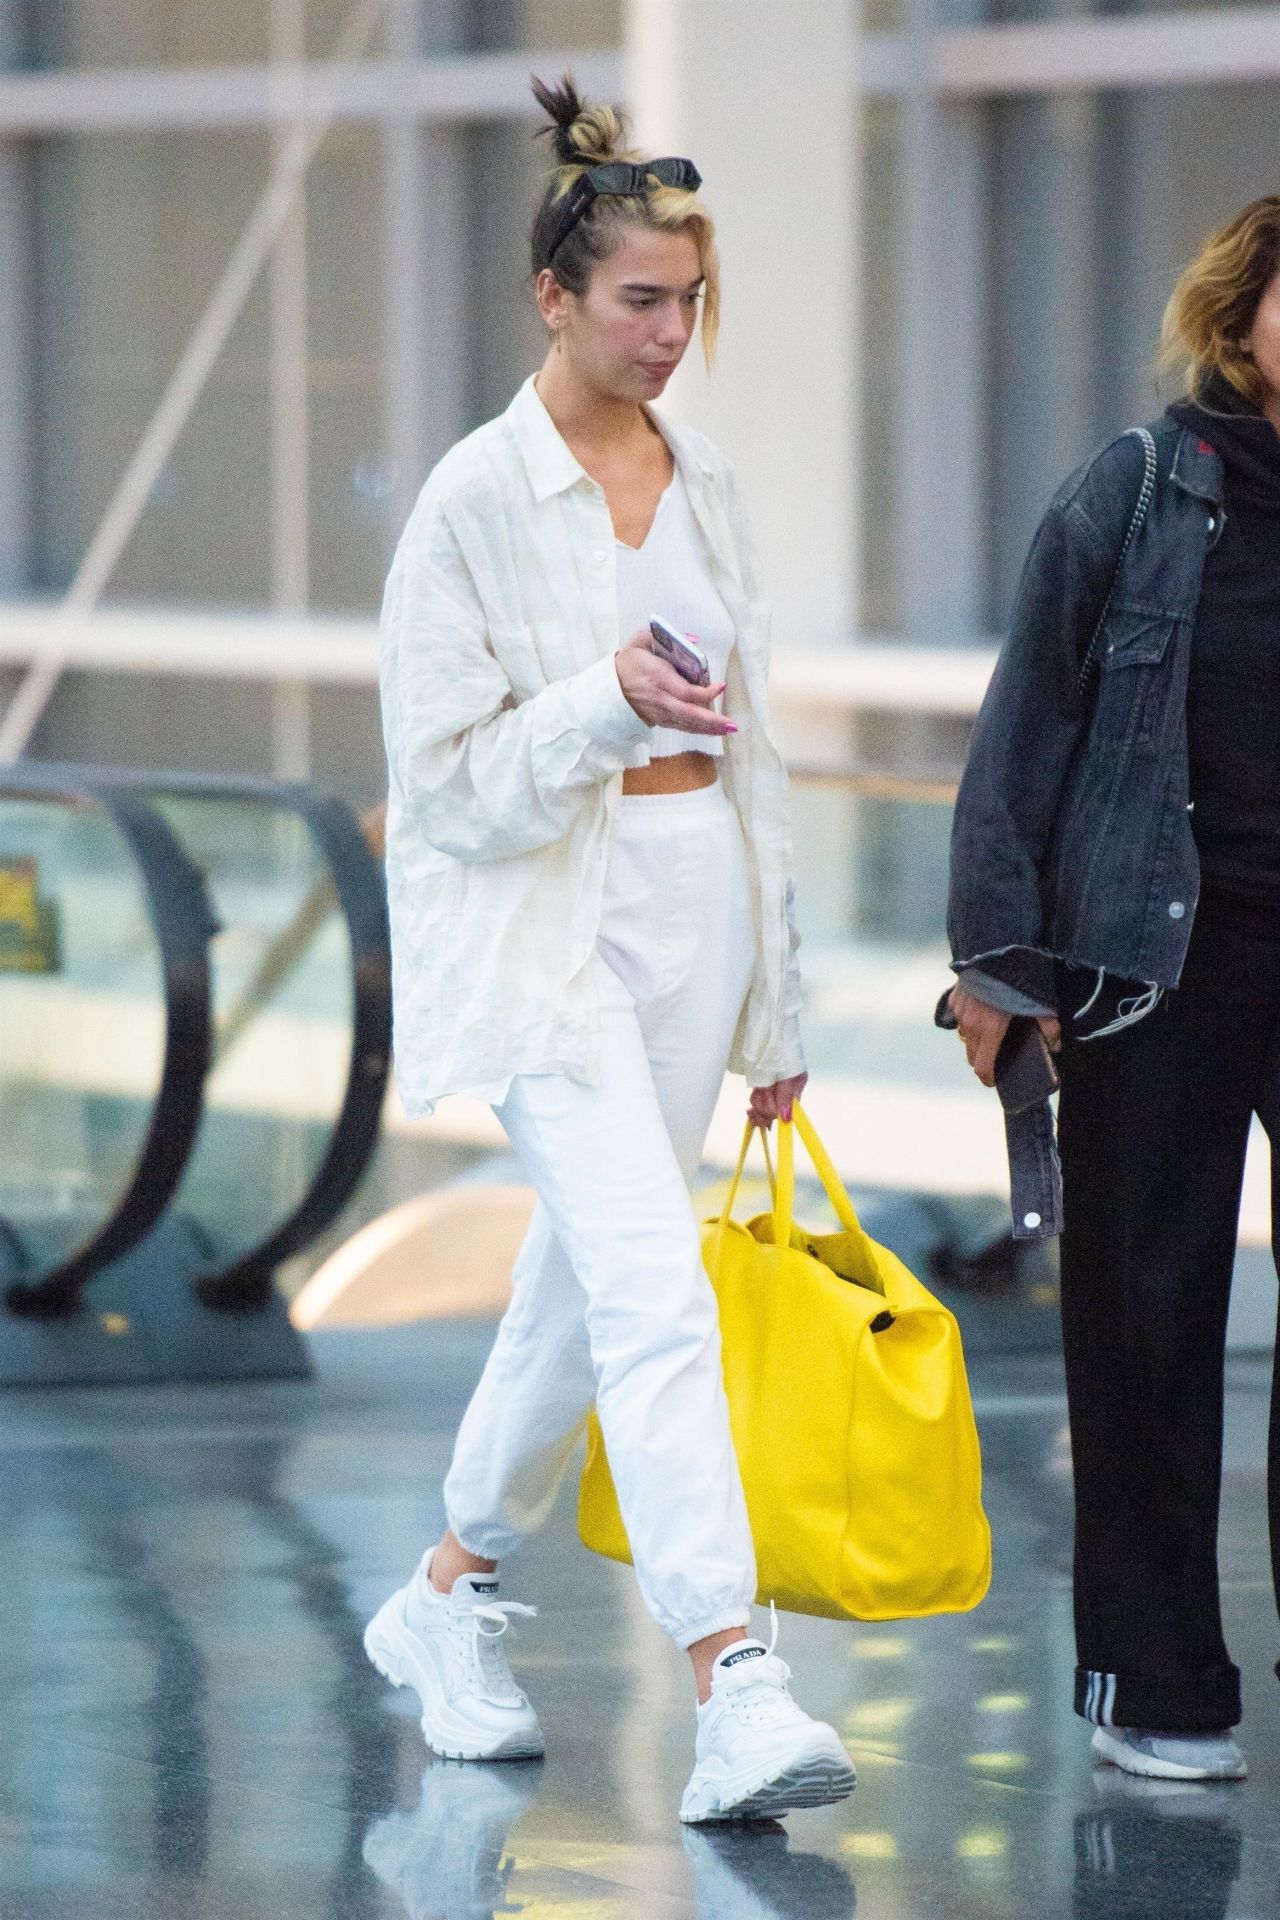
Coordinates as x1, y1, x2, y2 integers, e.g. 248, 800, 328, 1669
3, 1322, 1278, 1919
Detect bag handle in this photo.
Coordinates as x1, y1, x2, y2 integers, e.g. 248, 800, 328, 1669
717, 1104, 866, 1252
714, 1117, 781, 1252
771, 1102, 876, 1258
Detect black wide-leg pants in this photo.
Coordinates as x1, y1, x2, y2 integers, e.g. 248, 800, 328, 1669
1055, 895, 1280, 1733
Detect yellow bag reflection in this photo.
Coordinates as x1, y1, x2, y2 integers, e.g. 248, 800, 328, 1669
578, 1103, 992, 1621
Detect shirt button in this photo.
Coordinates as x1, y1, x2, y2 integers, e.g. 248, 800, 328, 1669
1168, 901, 1186, 919
594, 548, 608, 563
1023, 1212, 1042, 1231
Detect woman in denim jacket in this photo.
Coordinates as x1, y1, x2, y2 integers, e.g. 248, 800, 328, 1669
365, 77, 855, 1827
948, 197, 1280, 1781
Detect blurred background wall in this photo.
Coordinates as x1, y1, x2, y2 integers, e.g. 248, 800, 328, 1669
2, 0, 1277, 1341
2, 0, 1276, 942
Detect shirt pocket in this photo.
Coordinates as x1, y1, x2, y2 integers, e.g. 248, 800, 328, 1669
1095, 606, 1177, 751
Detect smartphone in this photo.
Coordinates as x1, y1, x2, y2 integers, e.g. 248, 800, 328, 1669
649, 617, 711, 688
994, 1018, 1060, 1114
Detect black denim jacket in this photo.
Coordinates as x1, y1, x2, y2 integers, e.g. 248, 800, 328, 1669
947, 416, 1226, 1238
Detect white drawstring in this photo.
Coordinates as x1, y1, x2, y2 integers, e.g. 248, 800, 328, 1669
1073, 966, 1106, 1023
1079, 981, 1163, 1041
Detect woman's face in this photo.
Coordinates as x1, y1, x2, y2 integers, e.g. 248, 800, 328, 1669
1243, 266, 1280, 407
545, 226, 704, 403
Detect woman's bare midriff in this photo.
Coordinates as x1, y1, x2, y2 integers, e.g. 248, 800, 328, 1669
622, 751, 719, 796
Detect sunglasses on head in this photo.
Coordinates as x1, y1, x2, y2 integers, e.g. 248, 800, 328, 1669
546, 157, 703, 262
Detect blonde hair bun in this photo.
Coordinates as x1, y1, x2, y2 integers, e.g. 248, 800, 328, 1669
531, 73, 628, 171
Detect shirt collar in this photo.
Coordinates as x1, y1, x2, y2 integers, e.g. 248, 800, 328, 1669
506, 376, 587, 502
505, 373, 718, 503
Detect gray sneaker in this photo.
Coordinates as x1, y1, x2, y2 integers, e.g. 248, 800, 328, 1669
1092, 1726, 1247, 1781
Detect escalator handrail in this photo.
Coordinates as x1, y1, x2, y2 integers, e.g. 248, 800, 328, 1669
1, 776, 215, 1318
6, 764, 391, 1310
194, 786, 391, 1306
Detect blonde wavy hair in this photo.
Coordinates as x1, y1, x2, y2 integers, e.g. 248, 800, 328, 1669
1158, 195, 1280, 407
529, 74, 720, 363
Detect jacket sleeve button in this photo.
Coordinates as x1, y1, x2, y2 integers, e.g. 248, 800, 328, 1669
1168, 901, 1186, 919
1023, 1212, 1042, 1230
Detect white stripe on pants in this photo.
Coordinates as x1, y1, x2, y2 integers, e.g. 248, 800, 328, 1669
443, 780, 759, 1647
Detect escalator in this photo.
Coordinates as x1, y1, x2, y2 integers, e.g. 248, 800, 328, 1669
0, 766, 390, 1386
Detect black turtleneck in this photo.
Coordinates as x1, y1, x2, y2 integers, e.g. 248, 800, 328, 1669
1167, 376, 1280, 918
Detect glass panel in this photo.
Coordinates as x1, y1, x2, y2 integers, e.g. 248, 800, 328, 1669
465, 123, 549, 428
28, 0, 265, 68
22, 0, 387, 70
471, 0, 622, 50
150, 792, 356, 1276
986, 0, 1249, 23
986, 80, 1280, 627
0, 793, 165, 1270
31, 131, 273, 606
799, 794, 963, 1089
307, 125, 389, 613
32, 122, 388, 617
860, 97, 902, 634
522, 0, 622, 46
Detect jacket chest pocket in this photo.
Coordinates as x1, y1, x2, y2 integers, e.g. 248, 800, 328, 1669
1094, 607, 1177, 751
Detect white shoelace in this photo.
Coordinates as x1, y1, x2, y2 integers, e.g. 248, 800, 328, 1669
448, 1601, 537, 1706
717, 1603, 806, 1731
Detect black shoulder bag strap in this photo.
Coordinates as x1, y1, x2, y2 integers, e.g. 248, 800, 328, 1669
1070, 425, 1159, 709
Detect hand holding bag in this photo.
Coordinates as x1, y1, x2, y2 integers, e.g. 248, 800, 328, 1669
578, 1102, 992, 1621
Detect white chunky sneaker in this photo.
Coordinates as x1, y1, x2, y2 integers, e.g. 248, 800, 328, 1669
364, 1549, 544, 1762
1092, 1726, 1248, 1781
680, 1616, 856, 1824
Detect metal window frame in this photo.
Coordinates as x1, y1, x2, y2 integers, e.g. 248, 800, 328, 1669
0, 48, 624, 134
865, 8, 1280, 101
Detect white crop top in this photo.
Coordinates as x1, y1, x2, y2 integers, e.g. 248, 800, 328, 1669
614, 464, 737, 761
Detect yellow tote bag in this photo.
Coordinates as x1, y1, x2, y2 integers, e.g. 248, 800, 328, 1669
578, 1102, 992, 1621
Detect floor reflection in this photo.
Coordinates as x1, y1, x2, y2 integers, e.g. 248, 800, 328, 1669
682, 1823, 857, 1919
1, 1329, 1275, 1920
1073, 1774, 1244, 1920
364, 1759, 544, 1920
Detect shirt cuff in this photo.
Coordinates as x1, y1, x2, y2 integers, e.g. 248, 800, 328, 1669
566, 652, 653, 767
748, 1009, 806, 1087
957, 966, 1056, 1020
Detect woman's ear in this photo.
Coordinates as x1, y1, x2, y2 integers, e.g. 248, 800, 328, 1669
535, 267, 569, 335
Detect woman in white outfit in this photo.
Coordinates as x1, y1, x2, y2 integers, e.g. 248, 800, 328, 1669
365, 76, 856, 1826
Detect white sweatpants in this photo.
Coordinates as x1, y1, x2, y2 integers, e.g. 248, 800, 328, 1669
443, 780, 758, 1647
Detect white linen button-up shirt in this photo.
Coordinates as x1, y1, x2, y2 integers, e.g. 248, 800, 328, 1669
380, 375, 805, 1114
